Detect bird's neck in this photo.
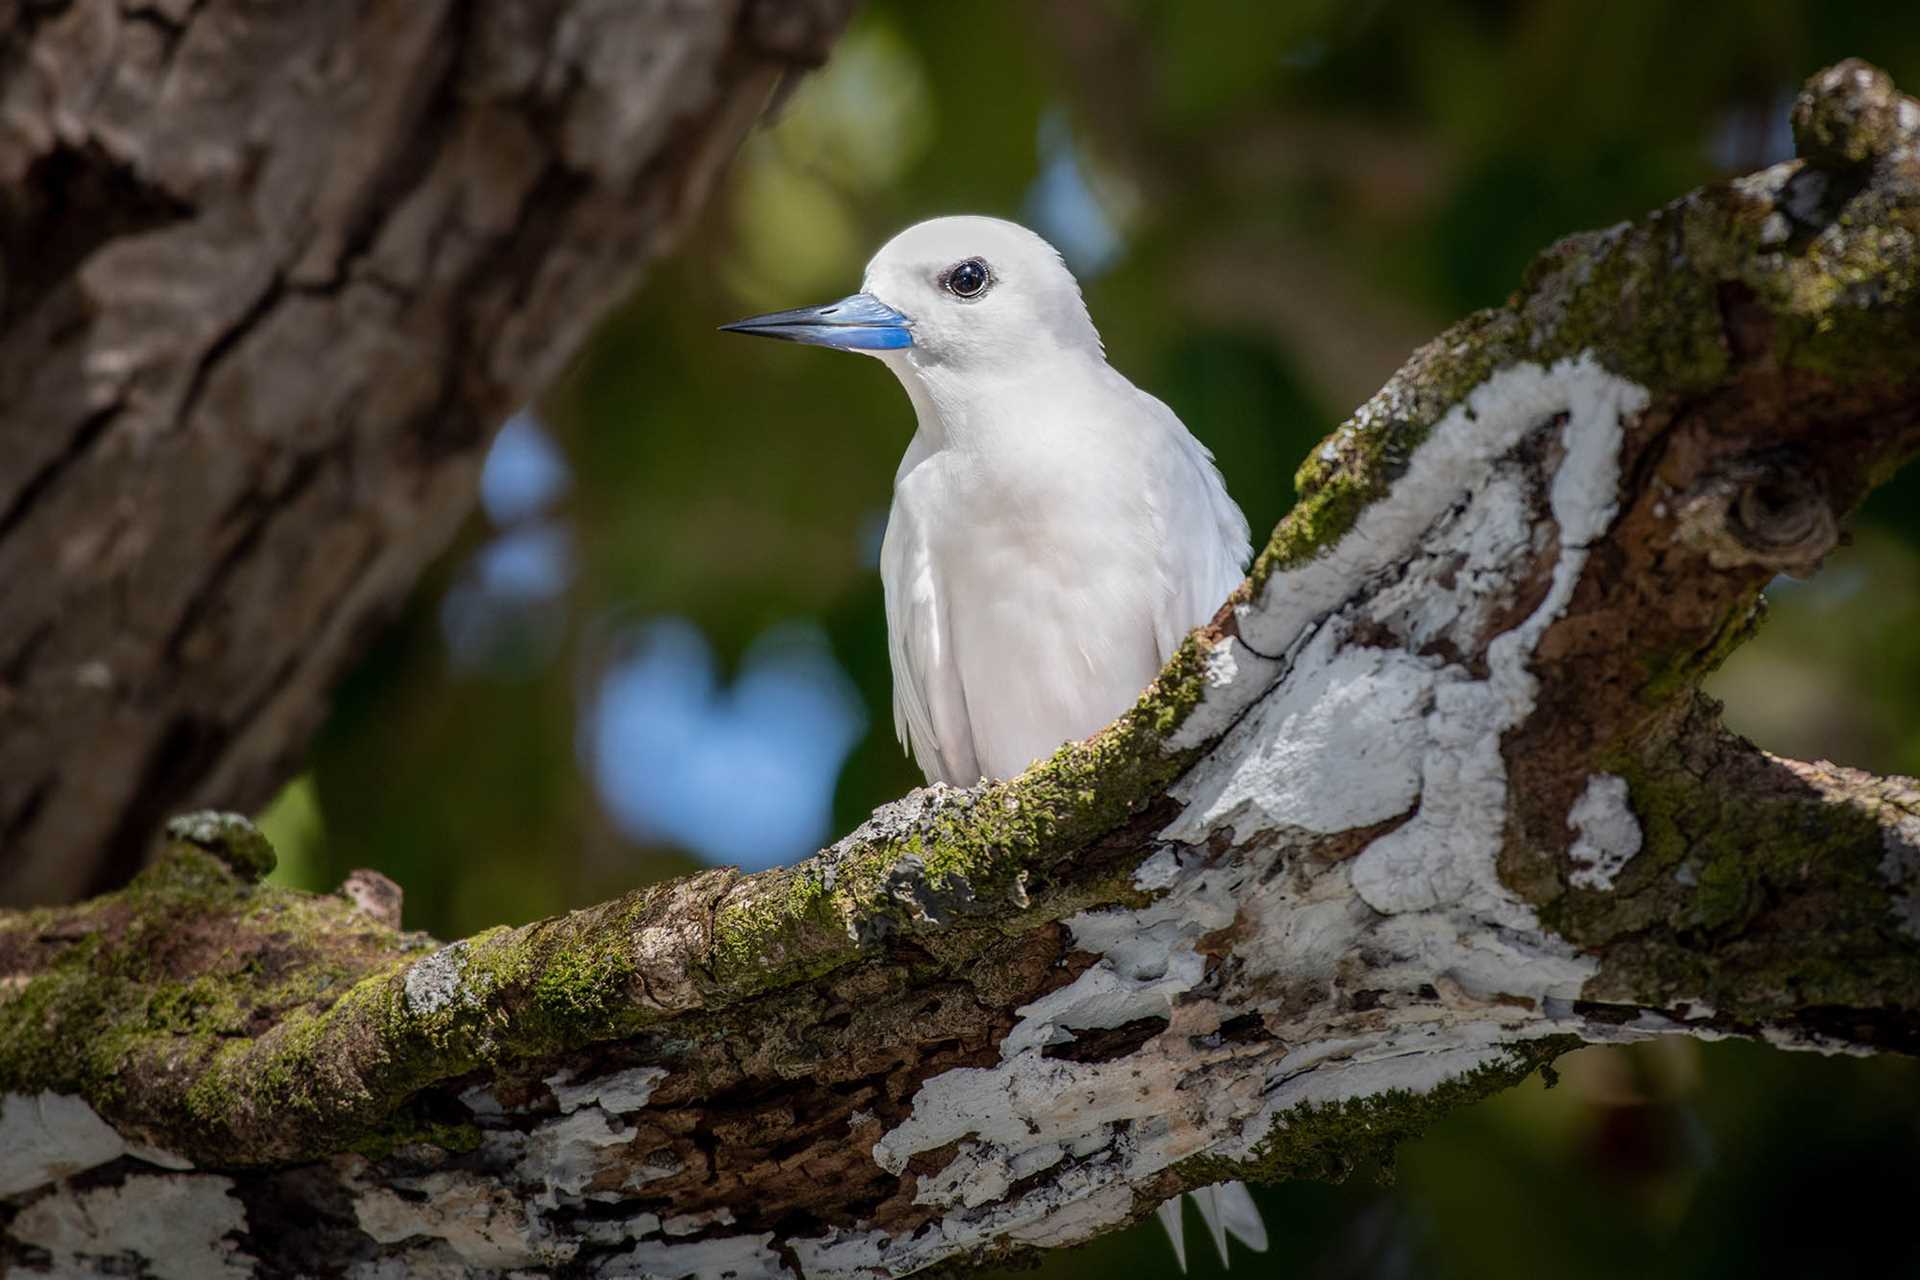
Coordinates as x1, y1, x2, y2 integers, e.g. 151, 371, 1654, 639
879, 348, 1112, 454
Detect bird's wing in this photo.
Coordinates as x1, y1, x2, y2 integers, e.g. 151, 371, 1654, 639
880, 473, 978, 785
1137, 390, 1253, 664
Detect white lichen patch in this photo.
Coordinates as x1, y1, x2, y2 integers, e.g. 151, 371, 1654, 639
403, 939, 476, 1016
1173, 357, 1643, 992
792, 1169, 1138, 1280
839, 840, 1569, 1277
1179, 355, 1649, 749
662, 1207, 737, 1235
338, 1119, 675, 1274
792, 848, 1260, 1275
519, 1105, 636, 1204
353, 1169, 556, 1269
869, 847, 1238, 1179
1566, 773, 1644, 891
1363, 470, 1538, 651
1173, 356, 1647, 944
604, 1230, 793, 1279
1263, 1034, 1518, 1113
0, 1092, 129, 1197
1164, 629, 1436, 844
546, 1064, 669, 1114
1348, 357, 1648, 926
9, 1173, 253, 1279
162, 810, 259, 848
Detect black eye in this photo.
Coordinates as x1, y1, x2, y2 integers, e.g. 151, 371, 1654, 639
945, 258, 990, 298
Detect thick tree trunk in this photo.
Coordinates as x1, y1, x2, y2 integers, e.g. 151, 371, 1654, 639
5, 57, 1920, 1280
0, 0, 854, 907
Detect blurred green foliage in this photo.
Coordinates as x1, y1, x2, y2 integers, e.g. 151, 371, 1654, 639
263, 2, 1920, 1275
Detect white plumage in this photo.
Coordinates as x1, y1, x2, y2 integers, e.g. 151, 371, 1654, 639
861, 217, 1251, 784
725, 215, 1261, 1267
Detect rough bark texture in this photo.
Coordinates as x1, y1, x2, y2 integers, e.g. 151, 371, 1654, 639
0, 0, 855, 907
5, 57, 1920, 1280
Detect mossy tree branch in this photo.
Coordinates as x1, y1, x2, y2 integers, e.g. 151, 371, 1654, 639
6, 59, 1920, 1280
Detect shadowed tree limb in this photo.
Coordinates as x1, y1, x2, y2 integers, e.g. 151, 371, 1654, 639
4, 57, 1920, 1280
0, 0, 856, 907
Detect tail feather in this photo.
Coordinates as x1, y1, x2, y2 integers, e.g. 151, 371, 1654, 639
1190, 1184, 1232, 1266
1154, 1197, 1188, 1272
1156, 1181, 1267, 1270
1207, 1180, 1269, 1254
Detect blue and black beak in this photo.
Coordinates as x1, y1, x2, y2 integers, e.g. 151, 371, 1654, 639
720, 292, 912, 352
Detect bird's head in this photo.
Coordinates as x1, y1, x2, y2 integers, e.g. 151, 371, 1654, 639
721, 216, 1101, 376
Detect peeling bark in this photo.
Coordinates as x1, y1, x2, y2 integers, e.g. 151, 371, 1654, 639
5, 57, 1920, 1280
0, 0, 856, 907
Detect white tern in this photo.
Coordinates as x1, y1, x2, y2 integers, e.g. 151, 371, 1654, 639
725, 215, 1264, 1268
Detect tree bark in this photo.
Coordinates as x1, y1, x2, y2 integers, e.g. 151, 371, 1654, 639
0, 0, 855, 907
6, 56, 1920, 1280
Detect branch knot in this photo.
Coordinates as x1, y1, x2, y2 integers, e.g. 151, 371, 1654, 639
162, 810, 277, 883
1671, 453, 1837, 577
1791, 59, 1914, 171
